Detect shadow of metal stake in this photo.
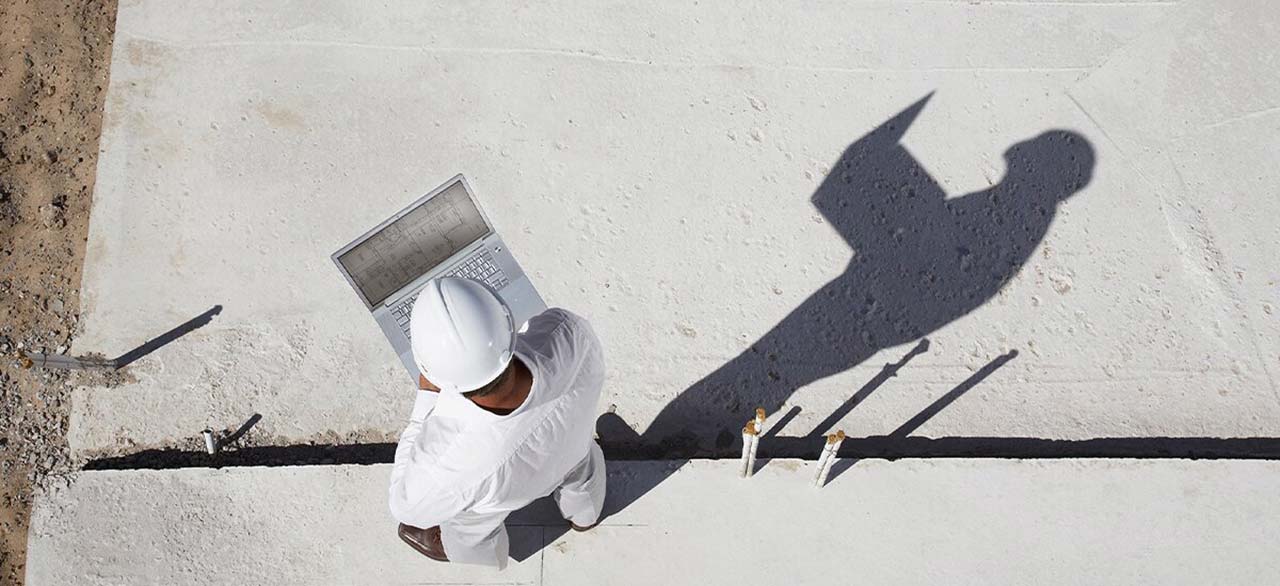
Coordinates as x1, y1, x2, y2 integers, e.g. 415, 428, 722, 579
218, 413, 263, 450
15, 305, 222, 371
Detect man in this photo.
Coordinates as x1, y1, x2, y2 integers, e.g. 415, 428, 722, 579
389, 276, 607, 568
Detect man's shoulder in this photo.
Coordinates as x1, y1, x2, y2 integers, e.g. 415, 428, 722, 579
518, 308, 603, 371
524, 308, 595, 343
534, 307, 588, 328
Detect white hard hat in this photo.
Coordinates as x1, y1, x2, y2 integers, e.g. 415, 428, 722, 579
409, 277, 516, 394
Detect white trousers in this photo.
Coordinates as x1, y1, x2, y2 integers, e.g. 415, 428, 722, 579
441, 442, 607, 568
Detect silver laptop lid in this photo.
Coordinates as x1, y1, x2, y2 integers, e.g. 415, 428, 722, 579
333, 176, 493, 309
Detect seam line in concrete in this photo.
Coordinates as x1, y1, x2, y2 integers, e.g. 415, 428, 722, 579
901, 0, 1177, 5
118, 33, 1096, 74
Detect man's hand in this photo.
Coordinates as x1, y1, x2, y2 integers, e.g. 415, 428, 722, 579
419, 374, 441, 392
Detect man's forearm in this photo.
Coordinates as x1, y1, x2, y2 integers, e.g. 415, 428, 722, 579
389, 390, 439, 499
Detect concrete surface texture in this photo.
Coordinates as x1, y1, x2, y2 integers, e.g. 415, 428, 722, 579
68, 0, 1280, 457
27, 459, 1280, 585
1069, 0, 1280, 400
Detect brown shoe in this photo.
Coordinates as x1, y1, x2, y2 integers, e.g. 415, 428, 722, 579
398, 524, 449, 562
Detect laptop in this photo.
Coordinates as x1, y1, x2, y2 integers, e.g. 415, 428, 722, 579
331, 174, 546, 381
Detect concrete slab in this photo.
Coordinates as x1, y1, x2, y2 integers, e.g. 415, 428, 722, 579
75, 0, 1280, 458
28, 459, 1280, 585
1069, 0, 1280, 402
26, 465, 544, 585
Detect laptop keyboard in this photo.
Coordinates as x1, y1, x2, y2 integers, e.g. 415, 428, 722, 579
391, 249, 510, 338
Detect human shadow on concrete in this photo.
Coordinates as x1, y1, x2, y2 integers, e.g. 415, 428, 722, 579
618, 93, 1094, 455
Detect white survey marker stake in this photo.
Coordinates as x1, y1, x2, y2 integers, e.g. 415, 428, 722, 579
740, 420, 758, 478
740, 408, 767, 478
814, 431, 846, 488
747, 406, 757, 475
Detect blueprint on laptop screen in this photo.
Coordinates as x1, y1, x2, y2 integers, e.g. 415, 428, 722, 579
339, 182, 489, 306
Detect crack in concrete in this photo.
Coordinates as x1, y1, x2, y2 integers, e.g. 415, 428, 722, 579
1198, 104, 1280, 131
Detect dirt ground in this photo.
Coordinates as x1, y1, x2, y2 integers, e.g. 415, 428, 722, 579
0, 1, 117, 584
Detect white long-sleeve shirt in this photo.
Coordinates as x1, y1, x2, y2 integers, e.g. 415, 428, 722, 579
388, 308, 605, 567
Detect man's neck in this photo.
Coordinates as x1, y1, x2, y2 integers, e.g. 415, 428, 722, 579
470, 358, 532, 416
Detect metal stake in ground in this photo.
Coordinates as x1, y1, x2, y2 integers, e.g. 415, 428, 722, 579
201, 429, 218, 455
15, 350, 115, 370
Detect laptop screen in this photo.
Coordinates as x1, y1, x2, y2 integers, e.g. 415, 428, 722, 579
338, 181, 490, 307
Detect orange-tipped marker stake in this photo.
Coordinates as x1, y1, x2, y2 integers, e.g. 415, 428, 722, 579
740, 420, 758, 478
813, 433, 837, 487
747, 417, 763, 477
815, 430, 846, 487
